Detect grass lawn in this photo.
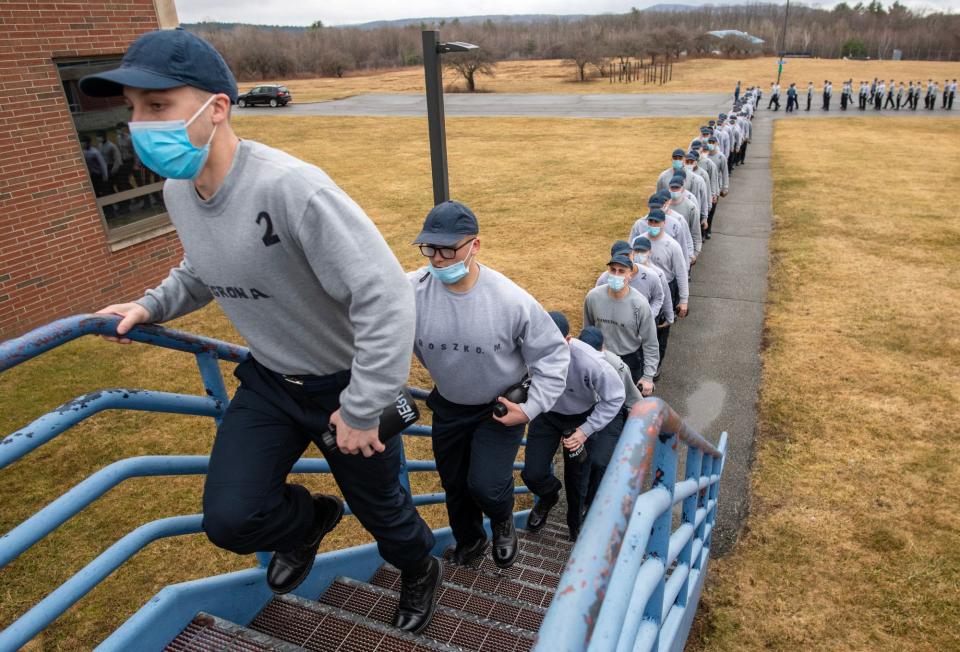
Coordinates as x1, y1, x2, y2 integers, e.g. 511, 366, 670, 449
0, 114, 705, 650
691, 117, 960, 651
255, 57, 960, 103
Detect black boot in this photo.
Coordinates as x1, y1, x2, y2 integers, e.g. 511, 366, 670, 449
393, 555, 442, 634
442, 537, 488, 566
267, 494, 343, 594
491, 518, 518, 569
526, 492, 559, 533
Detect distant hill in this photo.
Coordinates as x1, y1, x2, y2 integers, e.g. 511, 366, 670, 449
182, 7, 712, 33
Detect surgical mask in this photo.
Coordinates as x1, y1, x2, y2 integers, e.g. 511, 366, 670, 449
633, 252, 649, 265
428, 248, 474, 285
130, 94, 218, 180
684, 163, 694, 170
606, 275, 626, 292
670, 190, 682, 200
671, 159, 682, 170
647, 225, 662, 237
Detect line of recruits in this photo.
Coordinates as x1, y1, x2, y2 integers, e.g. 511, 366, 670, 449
766, 78, 956, 112
79, 29, 755, 638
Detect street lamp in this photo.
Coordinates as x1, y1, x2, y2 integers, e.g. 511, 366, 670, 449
422, 31, 478, 206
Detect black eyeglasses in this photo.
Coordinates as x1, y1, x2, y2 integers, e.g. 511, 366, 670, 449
418, 238, 475, 260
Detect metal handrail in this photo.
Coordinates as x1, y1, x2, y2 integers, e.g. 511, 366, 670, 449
534, 398, 727, 652
0, 315, 530, 651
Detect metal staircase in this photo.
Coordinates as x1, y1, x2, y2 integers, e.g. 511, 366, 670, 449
0, 315, 726, 652
167, 524, 572, 651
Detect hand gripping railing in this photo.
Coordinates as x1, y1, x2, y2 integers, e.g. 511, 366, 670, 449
534, 398, 727, 652
0, 314, 529, 651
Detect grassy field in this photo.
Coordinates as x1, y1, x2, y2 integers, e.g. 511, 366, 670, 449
691, 117, 960, 651
255, 57, 960, 102
0, 114, 704, 650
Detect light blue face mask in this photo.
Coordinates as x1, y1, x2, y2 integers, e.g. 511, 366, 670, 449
647, 225, 662, 237
606, 274, 626, 292
429, 246, 474, 285
671, 160, 683, 170
129, 94, 218, 180
670, 190, 682, 199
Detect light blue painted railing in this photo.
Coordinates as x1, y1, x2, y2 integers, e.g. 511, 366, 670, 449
0, 314, 529, 652
534, 399, 726, 652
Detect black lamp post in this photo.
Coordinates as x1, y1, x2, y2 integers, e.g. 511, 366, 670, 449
422, 30, 478, 206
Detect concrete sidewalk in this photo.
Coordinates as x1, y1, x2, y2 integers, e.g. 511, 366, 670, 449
654, 112, 773, 554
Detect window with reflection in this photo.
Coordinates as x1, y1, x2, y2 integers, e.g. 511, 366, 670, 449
57, 59, 168, 241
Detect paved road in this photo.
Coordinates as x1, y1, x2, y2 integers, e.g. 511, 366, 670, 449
243, 92, 958, 119
242, 92, 733, 118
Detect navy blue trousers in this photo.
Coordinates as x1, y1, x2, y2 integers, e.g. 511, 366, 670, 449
427, 388, 525, 547
522, 409, 593, 532
202, 358, 434, 573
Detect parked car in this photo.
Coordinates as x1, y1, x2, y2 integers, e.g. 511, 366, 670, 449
236, 85, 291, 107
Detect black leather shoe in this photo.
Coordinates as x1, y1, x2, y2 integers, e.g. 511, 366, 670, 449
442, 537, 488, 566
267, 494, 344, 594
393, 556, 442, 634
526, 492, 559, 533
491, 518, 518, 569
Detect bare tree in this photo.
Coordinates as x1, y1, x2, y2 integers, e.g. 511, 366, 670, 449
443, 48, 497, 92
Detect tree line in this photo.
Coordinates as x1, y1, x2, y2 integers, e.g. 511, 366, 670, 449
191, 2, 960, 82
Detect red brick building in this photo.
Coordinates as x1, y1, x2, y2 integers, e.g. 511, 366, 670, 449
0, 1, 183, 339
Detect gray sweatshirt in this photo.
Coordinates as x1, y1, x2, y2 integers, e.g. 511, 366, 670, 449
603, 349, 642, 410
656, 166, 683, 191
549, 339, 625, 436
409, 264, 570, 421
707, 151, 729, 192
648, 234, 689, 303
582, 286, 659, 380
668, 195, 702, 253
135, 140, 415, 431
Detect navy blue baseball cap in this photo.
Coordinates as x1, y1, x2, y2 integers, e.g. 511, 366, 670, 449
671, 148, 686, 158
608, 253, 634, 269
548, 311, 570, 337
79, 27, 238, 103
669, 174, 685, 188
413, 200, 479, 246
684, 151, 698, 161
631, 235, 652, 251
691, 140, 702, 149
647, 193, 663, 208
656, 189, 672, 203
611, 239, 631, 256
647, 209, 666, 223
577, 326, 604, 351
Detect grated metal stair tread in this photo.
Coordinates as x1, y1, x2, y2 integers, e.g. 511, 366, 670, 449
165, 518, 575, 651
250, 594, 458, 651
316, 576, 536, 651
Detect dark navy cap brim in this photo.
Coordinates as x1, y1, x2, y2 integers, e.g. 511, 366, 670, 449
412, 231, 472, 247
79, 65, 186, 97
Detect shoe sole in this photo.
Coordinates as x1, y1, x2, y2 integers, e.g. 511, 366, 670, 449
269, 497, 345, 595
402, 558, 443, 635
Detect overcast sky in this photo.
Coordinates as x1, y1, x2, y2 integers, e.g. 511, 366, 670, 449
176, 0, 957, 27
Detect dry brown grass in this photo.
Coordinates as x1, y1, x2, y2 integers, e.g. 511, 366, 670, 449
691, 117, 960, 651
0, 114, 705, 649
257, 57, 960, 102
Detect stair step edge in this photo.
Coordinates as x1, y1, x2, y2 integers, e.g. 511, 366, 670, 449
166, 612, 306, 652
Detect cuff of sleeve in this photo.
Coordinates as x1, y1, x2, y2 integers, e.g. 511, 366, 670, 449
641, 376, 653, 383
338, 407, 380, 432
134, 295, 162, 323
580, 424, 596, 437
519, 402, 541, 423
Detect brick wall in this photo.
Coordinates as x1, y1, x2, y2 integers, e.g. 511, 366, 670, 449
0, 1, 183, 340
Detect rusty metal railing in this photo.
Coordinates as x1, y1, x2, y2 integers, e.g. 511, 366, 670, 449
534, 398, 727, 652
